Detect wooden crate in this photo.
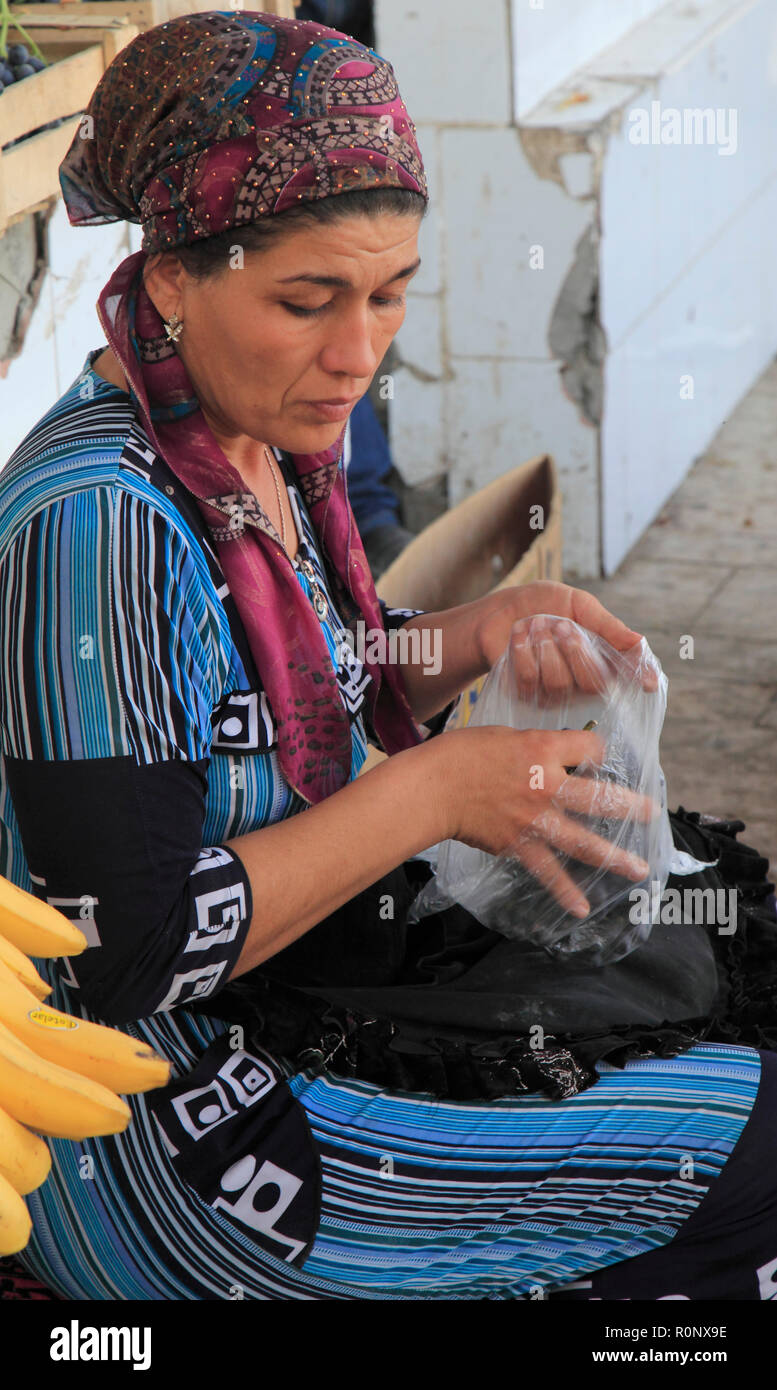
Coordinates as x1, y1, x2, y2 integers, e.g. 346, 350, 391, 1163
10, 0, 299, 29
0, 17, 137, 236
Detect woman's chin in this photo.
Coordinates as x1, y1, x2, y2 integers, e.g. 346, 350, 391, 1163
272, 416, 349, 456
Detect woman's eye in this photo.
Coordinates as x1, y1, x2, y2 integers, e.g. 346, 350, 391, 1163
281, 302, 328, 318
280, 294, 405, 318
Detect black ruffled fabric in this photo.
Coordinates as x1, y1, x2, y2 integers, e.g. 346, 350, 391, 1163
193, 808, 777, 1102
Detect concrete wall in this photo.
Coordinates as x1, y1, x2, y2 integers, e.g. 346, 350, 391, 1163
4, 2, 776, 585
0, 203, 131, 463
377, 0, 777, 579
512, 0, 666, 117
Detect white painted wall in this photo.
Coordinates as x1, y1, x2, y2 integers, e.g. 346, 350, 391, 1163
599, 0, 777, 570
378, 0, 777, 579
0, 202, 131, 464
5, 1, 775, 586
511, 0, 667, 117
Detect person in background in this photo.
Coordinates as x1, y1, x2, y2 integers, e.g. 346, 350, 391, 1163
343, 399, 414, 577
297, 0, 373, 46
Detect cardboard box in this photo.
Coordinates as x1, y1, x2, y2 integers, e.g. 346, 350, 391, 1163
358, 453, 563, 770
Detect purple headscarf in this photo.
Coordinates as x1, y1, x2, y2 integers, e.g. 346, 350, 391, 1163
58, 11, 429, 805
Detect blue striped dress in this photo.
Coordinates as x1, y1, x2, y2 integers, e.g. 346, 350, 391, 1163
0, 355, 762, 1300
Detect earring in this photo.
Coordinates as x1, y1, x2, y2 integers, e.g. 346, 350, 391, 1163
164, 312, 183, 343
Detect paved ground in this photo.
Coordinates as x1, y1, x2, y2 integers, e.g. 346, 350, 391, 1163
583, 360, 777, 878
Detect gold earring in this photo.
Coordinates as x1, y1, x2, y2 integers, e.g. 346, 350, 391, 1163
164, 312, 183, 343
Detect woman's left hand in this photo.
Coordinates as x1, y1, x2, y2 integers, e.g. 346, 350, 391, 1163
477, 581, 660, 701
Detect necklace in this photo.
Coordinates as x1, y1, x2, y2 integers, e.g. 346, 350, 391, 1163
264, 447, 328, 621
263, 445, 287, 549
203, 447, 329, 622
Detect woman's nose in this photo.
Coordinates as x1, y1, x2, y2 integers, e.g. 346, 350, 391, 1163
319, 304, 381, 380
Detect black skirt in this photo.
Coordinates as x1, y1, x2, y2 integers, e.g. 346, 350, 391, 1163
193, 807, 777, 1102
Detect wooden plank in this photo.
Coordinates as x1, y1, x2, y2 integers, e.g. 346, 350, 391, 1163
10, 2, 299, 31
6, 13, 131, 29
0, 19, 137, 238
0, 47, 105, 148
12, 17, 134, 45
0, 117, 80, 236
95, 21, 134, 63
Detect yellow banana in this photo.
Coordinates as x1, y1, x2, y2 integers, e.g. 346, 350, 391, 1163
0, 1103, 51, 1195
0, 931, 51, 1000
0, 876, 86, 958
0, 959, 170, 1095
0, 1018, 131, 1140
0, 1168, 31, 1256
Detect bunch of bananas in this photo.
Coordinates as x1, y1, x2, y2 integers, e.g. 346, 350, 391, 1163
0, 876, 170, 1256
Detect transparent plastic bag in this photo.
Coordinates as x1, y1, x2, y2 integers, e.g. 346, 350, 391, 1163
408, 613, 678, 967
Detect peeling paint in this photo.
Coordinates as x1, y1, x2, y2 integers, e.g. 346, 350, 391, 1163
547, 224, 605, 427
518, 125, 588, 191
0, 208, 51, 371
518, 103, 621, 196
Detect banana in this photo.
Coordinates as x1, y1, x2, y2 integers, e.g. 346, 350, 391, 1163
0, 931, 51, 1000
0, 876, 86, 958
0, 1018, 131, 1140
0, 1103, 51, 1195
0, 1169, 31, 1256
0, 959, 170, 1095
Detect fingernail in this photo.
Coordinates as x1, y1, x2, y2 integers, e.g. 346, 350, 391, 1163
571, 898, 590, 918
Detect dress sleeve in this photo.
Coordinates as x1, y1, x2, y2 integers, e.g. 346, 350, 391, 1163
0, 484, 253, 1026
370, 598, 457, 742
376, 597, 426, 631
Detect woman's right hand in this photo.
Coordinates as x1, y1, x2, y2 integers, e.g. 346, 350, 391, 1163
431, 725, 658, 919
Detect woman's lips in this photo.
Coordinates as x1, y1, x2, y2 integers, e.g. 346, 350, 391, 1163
301, 398, 359, 422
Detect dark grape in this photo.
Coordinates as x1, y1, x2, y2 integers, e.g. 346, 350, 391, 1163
0, 45, 48, 97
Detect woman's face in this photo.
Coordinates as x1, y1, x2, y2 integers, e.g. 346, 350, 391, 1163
144, 211, 423, 453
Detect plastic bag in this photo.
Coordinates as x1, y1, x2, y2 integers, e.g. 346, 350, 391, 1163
408, 613, 678, 967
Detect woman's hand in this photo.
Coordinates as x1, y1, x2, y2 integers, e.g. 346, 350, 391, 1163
476, 582, 659, 703
433, 724, 658, 919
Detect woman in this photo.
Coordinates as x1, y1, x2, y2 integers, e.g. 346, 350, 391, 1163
1, 12, 776, 1301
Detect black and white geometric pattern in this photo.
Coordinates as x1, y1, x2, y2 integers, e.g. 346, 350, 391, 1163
335, 641, 371, 716
149, 1033, 320, 1266
212, 689, 275, 752
154, 960, 228, 1012
151, 844, 253, 1012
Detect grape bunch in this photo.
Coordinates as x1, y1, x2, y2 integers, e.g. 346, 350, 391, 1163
0, 0, 50, 97
0, 43, 46, 91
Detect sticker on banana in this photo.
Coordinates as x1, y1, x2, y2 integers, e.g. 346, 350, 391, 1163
0, 958, 170, 1095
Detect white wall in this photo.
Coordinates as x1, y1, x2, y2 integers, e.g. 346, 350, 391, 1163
0, 203, 131, 464
511, 0, 667, 117
598, 0, 777, 570
377, 0, 777, 579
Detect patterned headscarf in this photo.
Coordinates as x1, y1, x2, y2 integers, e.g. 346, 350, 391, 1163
58, 11, 429, 806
